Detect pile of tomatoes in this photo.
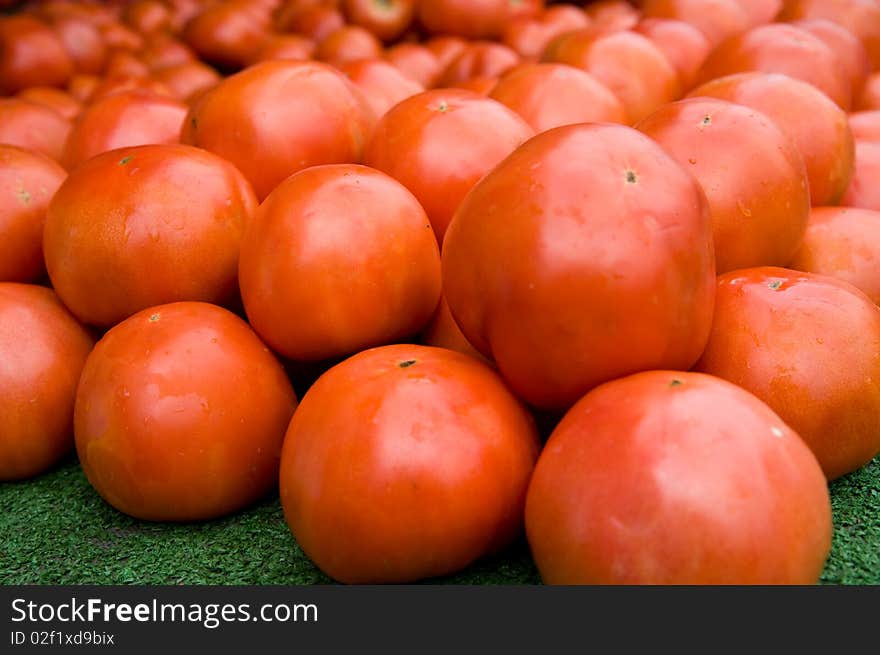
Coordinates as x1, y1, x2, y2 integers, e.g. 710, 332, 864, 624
2, 0, 880, 585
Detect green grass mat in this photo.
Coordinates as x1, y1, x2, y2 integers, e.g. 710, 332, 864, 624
1, 454, 877, 585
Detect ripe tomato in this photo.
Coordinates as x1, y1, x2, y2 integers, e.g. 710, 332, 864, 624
425, 35, 468, 71
384, 42, 441, 87
636, 97, 810, 274
501, 5, 590, 61
793, 19, 871, 102
0, 99, 71, 164
67, 74, 100, 104
151, 61, 222, 104
100, 21, 145, 53
314, 24, 383, 67
442, 123, 716, 410
239, 164, 441, 361
277, 5, 345, 42
49, 16, 108, 76
0, 145, 66, 283
363, 89, 534, 244
418, 0, 542, 40
182, 60, 375, 200
182, 0, 270, 71
0, 15, 73, 94
436, 41, 520, 87
695, 267, 880, 480
88, 75, 175, 103
420, 295, 490, 365
341, 0, 415, 43
340, 59, 423, 119
857, 72, 880, 110
44, 144, 257, 328
60, 91, 189, 171
279, 343, 539, 583
122, 0, 172, 35
848, 110, 880, 141
16, 86, 81, 122
633, 18, 711, 90
103, 50, 152, 79
689, 72, 855, 206
75, 301, 297, 521
732, 0, 782, 25
584, 0, 640, 32
840, 140, 880, 210
0, 283, 94, 481
248, 33, 316, 64
488, 63, 625, 133
640, 0, 750, 48
696, 23, 852, 110
137, 34, 197, 71
525, 370, 832, 584
790, 206, 880, 305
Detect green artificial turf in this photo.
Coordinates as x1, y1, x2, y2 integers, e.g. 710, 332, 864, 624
1, 452, 878, 585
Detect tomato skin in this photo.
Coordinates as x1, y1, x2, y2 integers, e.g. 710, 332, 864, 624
418, 0, 543, 40
0, 15, 74, 94
248, 33, 316, 64
689, 72, 855, 207
501, 5, 590, 61
856, 73, 880, 110
75, 301, 297, 521
442, 123, 716, 411
420, 294, 490, 365
695, 267, 880, 481
50, 16, 108, 76
525, 370, 832, 584
315, 25, 383, 67
363, 89, 534, 244
279, 344, 540, 583
0, 283, 94, 481
0, 99, 71, 165
633, 18, 711, 90
384, 42, 441, 88
182, 1, 270, 71
339, 59, 423, 119
60, 91, 189, 171
16, 86, 81, 122
636, 97, 810, 274
841, 140, 880, 210
239, 164, 441, 362
848, 110, 880, 142
44, 144, 257, 328
342, 0, 415, 43
152, 61, 222, 104
641, 0, 750, 48
436, 41, 520, 87
789, 206, 880, 305
0, 145, 67, 283
182, 60, 375, 200
793, 19, 871, 103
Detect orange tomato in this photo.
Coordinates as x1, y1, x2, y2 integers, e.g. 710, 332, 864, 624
0, 99, 71, 164
840, 140, 880, 210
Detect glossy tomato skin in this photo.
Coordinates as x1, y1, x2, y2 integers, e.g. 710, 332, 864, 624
525, 370, 832, 584
420, 294, 490, 365
152, 61, 222, 104
841, 140, 880, 210
0, 145, 67, 283
695, 267, 880, 480
44, 144, 257, 328
75, 301, 297, 521
17, 86, 82, 122
789, 206, 880, 305
0, 283, 94, 481
436, 41, 521, 87
182, 0, 270, 70
50, 16, 108, 76
633, 18, 711, 90
0, 99, 72, 164
339, 59, 424, 119
442, 123, 716, 410
0, 15, 74, 94
636, 97, 810, 274
182, 60, 375, 200
689, 72, 855, 207
239, 164, 441, 362
364, 89, 534, 244
314, 25, 383, 68
279, 344, 540, 583
640, 0, 750, 48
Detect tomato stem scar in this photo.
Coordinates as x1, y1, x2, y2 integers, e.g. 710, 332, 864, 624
398, 359, 417, 368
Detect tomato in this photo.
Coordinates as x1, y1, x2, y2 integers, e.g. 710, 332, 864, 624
137, 34, 197, 71
50, 16, 108, 75
731, 0, 782, 25
583, 0, 640, 32
633, 18, 711, 90
0, 145, 66, 283
695, 267, 880, 480
0, 15, 73, 94
501, 5, 590, 61
151, 61, 222, 104
840, 140, 880, 210
425, 35, 468, 71
697, 24, 853, 110
420, 295, 490, 365
100, 21, 145, 53
436, 41, 520, 87
104, 50, 152, 79
442, 123, 716, 410
848, 110, 880, 142
793, 19, 871, 102
489, 63, 625, 133
44, 144, 257, 328
75, 301, 297, 521
16, 86, 81, 121
239, 164, 440, 361
0, 283, 94, 481
182, 0, 270, 71
248, 33, 316, 64
384, 42, 441, 87
60, 91, 189, 171
0, 99, 71, 164
418, 0, 543, 40
790, 206, 880, 305
640, 0, 749, 48
636, 97, 810, 274
525, 370, 831, 584
542, 29, 681, 123
340, 59, 423, 119
279, 343, 539, 583
341, 0, 415, 43
363, 89, 534, 244
122, 0, 171, 35
67, 74, 100, 104
88, 75, 174, 103
277, 5, 345, 42
182, 60, 375, 200
689, 72, 855, 206
857, 72, 880, 110
314, 25, 383, 67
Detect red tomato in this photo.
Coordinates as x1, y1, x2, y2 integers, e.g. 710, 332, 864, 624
248, 33, 316, 64
0, 145, 66, 283
182, 0, 270, 70
442, 123, 716, 410
44, 144, 257, 328
0, 283, 94, 481
137, 34, 197, 71
0, 99, 71, 164
857, 72, 880, 110
425, 35, 468, 71
501, 5, 590, 61
103, 50, 151, 79
695, 267, 880, 480
151, 61, 222, 104
239, 164, 441, 361
0, 15, 74, 94
489, 63, 625, 133
384, 42, 441, 87
279, 343, 540, 583
420, 295, 490, 365
363, 89, 534, 244
50, 16, 108, 76
542, 29, 681, 123
731, 0, 782, 25
314, 24, 383, 67
525, 370, 832, 584
689, 72, 855, 206
67, 74, 100, 104
88, 75, 174, 103
636, 97, 810, 274
340, 59, 424, 119
640, 0, 749, 48
583, 0, 640, 32
793, 19, 871, 102
696, 23, 853, 110
16, 86, 82, 122
418, 0, 542, 40
436, 41, 520, 87
848, 110, 880, 141
633, 18, 711, 90
100, 21, 145, 53
276, 5, 344, 42
61, 91, 189, 171
182, 60, 375, 200
341, 0, 415, 43
841, 140, 880, 210
75, 301, 297, 521
122, 0, 171, 35
790, 206, 880, 305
